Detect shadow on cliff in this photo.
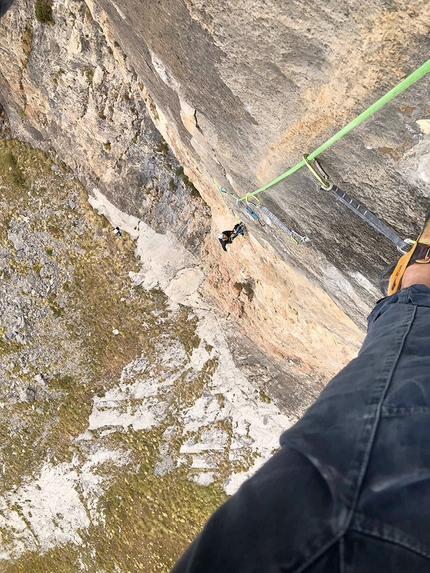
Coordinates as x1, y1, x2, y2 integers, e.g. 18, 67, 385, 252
0, 0, 14, 18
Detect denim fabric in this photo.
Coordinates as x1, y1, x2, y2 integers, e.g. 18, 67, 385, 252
172, 285, 430, 572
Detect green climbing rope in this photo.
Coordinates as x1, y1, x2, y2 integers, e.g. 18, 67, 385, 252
239, 58, 430, 202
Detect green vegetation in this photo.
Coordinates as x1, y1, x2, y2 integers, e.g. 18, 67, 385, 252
147, 95, 160, 120
103, 141, 111, 150
234, 280, 255, 301
0, 139, 240, 573
80, 65, 94, 83
155, 138, 169, 155
182, 174, 201, 197
52, 68, 65, 85
0, 148, 25, 188
21, 22, 33, 67
35, 0, 54, 24
259, 389, 271, 403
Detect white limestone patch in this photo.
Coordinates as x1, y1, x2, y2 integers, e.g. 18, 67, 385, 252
84, 342, 187, 438
79, 449, 130, 524
348, 270, 379, 297
165, 267, 205, 306
319, 263, 369, 312
0, 463, 88, 558
176, 310, 293, 495
190, 472, 215, 486
417, 119, 430, 134
417, 149, 430, 186
111, 1, 126, 19
89, 188, 208, 309
180, 427, 229, 454
149, 50, 181, 92
89, 388, 165, 432
89, 188, 293, 495
0, 449, 129, 561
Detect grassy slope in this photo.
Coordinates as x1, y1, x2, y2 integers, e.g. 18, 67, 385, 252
0, 139, 226, 572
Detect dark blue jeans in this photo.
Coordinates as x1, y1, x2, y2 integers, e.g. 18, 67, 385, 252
172, 285, 430, 572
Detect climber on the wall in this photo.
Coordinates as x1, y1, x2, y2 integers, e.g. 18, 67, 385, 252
218, 222, 244, 252
172, 205, 430, 571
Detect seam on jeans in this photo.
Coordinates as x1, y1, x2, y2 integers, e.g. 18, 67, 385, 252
352, 514, 430, 559
382, 405, 430, 417
293, 538, 341, 573
346, 305, 417, 524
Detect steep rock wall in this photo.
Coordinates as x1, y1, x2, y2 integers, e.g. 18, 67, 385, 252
93, 0, 430, 318
6, 0, 430, 401
0, 0, 211, 255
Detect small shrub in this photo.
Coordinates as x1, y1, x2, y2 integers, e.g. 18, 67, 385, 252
21, 23, 33, 67
234, 281, 255, 302
0, 151, 25, 188
35, 0, 54, 23
103, 141, 111, 151
155, 139, 169, 154
182, 174, 201, 197
148, 97, 159, 120
259, 389, 271, 404
168, 180, 176, 191
175, 166, 184, 177
189, 184, 201, 198
48, 293, 63, 317
80, 66, 94, 83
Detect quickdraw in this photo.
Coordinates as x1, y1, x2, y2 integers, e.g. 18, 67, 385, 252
245, 194, 309, 244
304, 156, 411, 253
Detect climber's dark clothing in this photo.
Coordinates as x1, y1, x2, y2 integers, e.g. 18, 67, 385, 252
172, 284, 430, 572
218, 230, 235, 252
232, 222, 244, 236
218, 223, 244, 252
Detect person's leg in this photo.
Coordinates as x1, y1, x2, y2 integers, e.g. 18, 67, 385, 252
401, 262, 430, 288
172, 277, 430, 573
172, 209, 430, 573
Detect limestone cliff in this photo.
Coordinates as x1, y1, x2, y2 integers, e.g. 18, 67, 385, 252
0, 0, 369, 404
1, 0, 430, 570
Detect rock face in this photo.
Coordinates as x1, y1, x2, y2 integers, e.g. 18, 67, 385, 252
94, 0, 430, 318
1, 1, 429, 401
0, 0, 211, 256
1, 0, 429, 569
0, 0, 366, 396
